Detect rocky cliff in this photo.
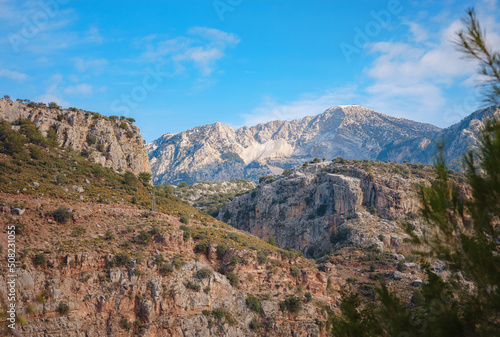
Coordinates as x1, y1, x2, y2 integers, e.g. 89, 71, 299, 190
148, 105, 440, 185
0, 98, 150, 175
0, 195, 336, 337
217, 160, 466, 257
378, 106, 500, 170
149, 105, 499, 185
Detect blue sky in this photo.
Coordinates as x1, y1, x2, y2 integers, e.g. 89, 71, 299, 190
0, 0, 499, 142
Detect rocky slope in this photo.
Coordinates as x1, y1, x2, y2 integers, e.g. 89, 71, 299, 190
378, 106, 500, 170
0, 195, 338, 337
149, 105, 499, 184
0, 101, 433, 337
173, 179, 257, 215
148, 105, 440, 185
0, 121, 338, 336
0, 98, 150, 175
217, 159, 467, 257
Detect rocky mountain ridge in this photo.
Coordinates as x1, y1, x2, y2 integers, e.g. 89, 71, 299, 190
149, 105, 499, 185
0, 98, 150, 175
217, 159, 467, 257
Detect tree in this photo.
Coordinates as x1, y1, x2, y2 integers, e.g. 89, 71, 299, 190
0, 121, 26, 154
46, 125, 59, 147
48, 102, 60, 109
267, 235, 277, 246
123, 171, 138, 186
18, 119, 46, 146
455, 8, 500, 105
138, 172, 151, 186
329, 8, 500, 337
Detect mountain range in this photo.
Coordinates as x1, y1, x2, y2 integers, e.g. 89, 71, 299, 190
148, 105, 499, 185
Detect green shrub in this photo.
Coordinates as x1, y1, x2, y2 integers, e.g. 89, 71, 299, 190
173, 259, 186, 269
120, 318, 132, 331
136, 230, 152, 244
119, 122, 128, 129
46, 125, 59, 147
57, 302, 70, 315
29, 145, 42, 159
96, 143, 105, 153
70, 225, 86, 237
185, 280, 201, 292
212, 308, 236, 325
249, 317, 262, 330
280, 295, 302, 313
229, 256, 239, 266
138, 172, 151, 185
290, 265, 301, 277
246, 295, 262, 313
56, 174, 68, 185
257, 251, 268, 265
305, 292, 312, 302
216, 243, 227, 259
123, 171, 138, 186
268, 235, 277, 246
0, 121, 26, 154
33, 253, 47, 267
110, 253, 131, 267
180, 214, 189, 225
159, 263, 173, 275
227, 272, 239, 287
197, 267, 213, 279
180, 225, 191, 241
52, 206, 72, 223
104, 230, 115, 240
87, 136, 97, 145
19, 119, 46, 146
194, 243, 208, 254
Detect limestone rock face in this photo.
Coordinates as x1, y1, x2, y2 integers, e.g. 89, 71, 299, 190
149, 105, 499, 184
218, 161, 426, 256
379, 106, 500, 170
0, 99, 150, 175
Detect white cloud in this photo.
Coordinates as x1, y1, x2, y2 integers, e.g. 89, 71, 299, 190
0, 68, 28, 80
64, 83, 93, 95
139, 27, 239, 77
37, 83, 70, 107
73, 57, 108, 73
241, 86, 360, 127
242, 6, 500, 128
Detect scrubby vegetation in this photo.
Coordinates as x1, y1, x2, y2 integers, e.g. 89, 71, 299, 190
171, 179, 256, 216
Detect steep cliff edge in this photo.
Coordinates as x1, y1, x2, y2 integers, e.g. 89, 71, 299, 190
0, 98, 150, 175
218, 159, 466, 257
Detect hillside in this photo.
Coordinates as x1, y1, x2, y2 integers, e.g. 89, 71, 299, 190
0, 98, 150, 175
0, 104, 341, 337
172, 179, 257, 216
148, 105, 499, 184
0, 101, 456, 336
218, 158, 467, 257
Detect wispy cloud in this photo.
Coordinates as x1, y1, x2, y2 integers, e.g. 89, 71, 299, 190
36, 74, 69, 107
73, 57, 108, 73
241, 86, 360, 127
64, 83, 93, 95
242, 3, 500, 128
0, 68, 28, 81
139, 27, 240, 76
